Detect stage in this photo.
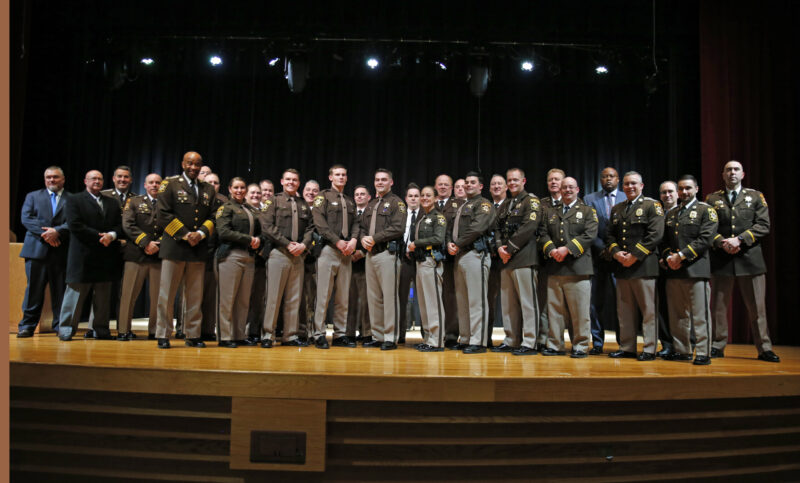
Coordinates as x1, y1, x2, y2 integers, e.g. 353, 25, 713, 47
9, 330, 800, 481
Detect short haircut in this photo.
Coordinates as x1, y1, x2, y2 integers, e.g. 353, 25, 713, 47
247, 183, 261, 191
465, 171, 483, 185
354, 184, 368, 191
623, 171, 643, 183
375, 168, 393, 179
678, 174, 698, 186
490, 173, 506, 181
114, 165, 133, 176
259, 179, 274, 187
506, 167, 525, 178
659, 180, 677, 191
305, 179, 320, 187
406, 182, 420, 194
228, 176, 246, 188
546, 168, 565, 178
44, 166, 64, 176
283, 168, 300, 178
328, 164, 347, 175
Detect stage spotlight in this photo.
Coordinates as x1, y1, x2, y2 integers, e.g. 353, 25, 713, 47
435, 61, 447, 70
268, 57, 280, 66
595, 65, 609, 74
140, 57, 154, 66
366, 57, 379, 69
209, 55, 223, 66
468, 62, 490, 97
521, 61, 534, 72
286, 56, 309, 93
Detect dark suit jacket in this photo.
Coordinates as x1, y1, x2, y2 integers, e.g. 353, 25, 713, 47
660, 198, 718, 279
706, 188, 769, 276
65, 190, 123, 283
538, 201, 598, 276
19, 188, 69, 260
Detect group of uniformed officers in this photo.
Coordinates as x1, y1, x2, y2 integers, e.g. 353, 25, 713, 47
17, 152, 780, 365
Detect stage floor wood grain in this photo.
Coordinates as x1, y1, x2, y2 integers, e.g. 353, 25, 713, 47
10, 330, 800, 403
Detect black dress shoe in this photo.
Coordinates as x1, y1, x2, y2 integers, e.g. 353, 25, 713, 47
261, 339, 273, 348
462, 345, 486, 354
363, 339, 381, 348
637, 352, 656, 361
148, 333, 156, 340
241, 337, 260, 346
185, 338, 206, 348
444, 340, 459, 349
447, 343, 467, 351
758, 350, 781, 363
512, 346, 538, 356
570, 350, 588, 359
94, 332, 114, 340
541, 348, 565, 356
201, 333, 216, 342
315, 337, 330, 349
282, 339, 307, 347
491, 343, 516, 353
656, 347, 673, 358
693, 355, 711, 365
16, 329, 34, 338
665, 352, 693, 361
534, 343, 546, 352
589, 346, 604, 355
710, 348, 725, 358
83, 329, 96, 339
218, 340, 237, 348
58, 333, 73, 341
380, 342, 398, 351
157, 338, 171, 349
417, 344, 445, 352
117, 332, 130, 341
175, 331, 185, 339
332, 337, 356, 348
397, 338, 406, 344
297, 336, 309, 345
609, 350, 637, 359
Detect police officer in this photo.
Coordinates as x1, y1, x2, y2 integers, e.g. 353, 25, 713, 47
118, 173, 162, 340
260, 169, 315, 347
538, 177, 598, 358
311, 164, 359, 349
656, 181, 679, 357
154, 151, 217, 349
605, 171, 665, 361
705, 160, 779, 362
536, 168, 565, 351
215, 178, 262, 348
408, 186, 447, 351
360, 168, 407, 350
447, 171, 496, 354
487, 174, 509, 347
433, 174, 465, 348
347, 185, 372, 343
661, 175, 717, 365
493, 168, 543, 355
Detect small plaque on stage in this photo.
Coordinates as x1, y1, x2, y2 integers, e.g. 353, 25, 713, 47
250, 430, 307, 464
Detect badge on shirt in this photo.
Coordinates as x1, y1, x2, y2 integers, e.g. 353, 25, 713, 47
744, 195, 752, 207
452, 202, 458, 208
689, 211, 697, 219
177, 190, 189, 203
708, 208, 718, 222
576, 211, 583, 220
635, 208, 643, 217
425, 217, 432, 224
384, 202, 390, 208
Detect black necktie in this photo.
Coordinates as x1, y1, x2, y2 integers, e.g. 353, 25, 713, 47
409, 210, 417, 241
729, 191, 737, 205
357, 209, 363, 217
563, 205, 569, 215
438, 200, 444, 210
625, 201, 633, 214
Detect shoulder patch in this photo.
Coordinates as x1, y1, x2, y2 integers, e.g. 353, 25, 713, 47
263, 199, 273, 209
313, 195, 324, 208
591, 207, 598, 222
654, 201, 664, 216
397, 200, 406, 214
437, 214, 446, 226
123, 198, 132, 211
759, 193, 768, 207
530, 197, 540, 210
481, 202, 491, 213
215, 205, 225, 219
708, 207, 718, 222
158, 179, 169, 193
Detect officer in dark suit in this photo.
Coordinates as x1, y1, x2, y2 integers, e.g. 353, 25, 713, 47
154, 151, 217, 349
537, 168, 565, 350
117, 173, 162, 340
493, 168, 543, 355
346, 185, 372, 343
487, 174, 509, 348
17, 166, 69, 337
705, 160, 779, 363
656, 181, 679, 357
538, 177, 598, 358
57, 170, 123, 341
605, 171, 665, 361
434, 174, 465, 348
397, 184, 422, 344
661, 175, 718, 365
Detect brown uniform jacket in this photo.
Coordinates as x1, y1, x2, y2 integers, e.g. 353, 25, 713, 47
412, 208, 447, 259
157, 174, 217, 262
538, 200, 597, 276
261, 192, 314, 249
448, 194, 495, 250
312, 188, 359, 246
359, 192, 406, 246
660, 198, 718, 279
605, 196, 665, 279
122, 194, 161, 263
215, 200, 263, 260
495, 191, 543, 270
705, 188, 769, 276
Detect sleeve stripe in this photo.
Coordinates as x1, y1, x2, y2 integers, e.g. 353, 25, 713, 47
686, 245, 698, 258
714, 234, 723, 241
635, 243, 650, 255
165, 219, 184, 237
571, 239, 584, 255
609, 243, 619, 250
746, 230, 755, 243
203, 220, 215, 234
135, 233, 146, 245
542, 240, 554, 254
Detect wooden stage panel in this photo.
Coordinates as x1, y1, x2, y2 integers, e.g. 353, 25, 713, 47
9, 334, 800, 481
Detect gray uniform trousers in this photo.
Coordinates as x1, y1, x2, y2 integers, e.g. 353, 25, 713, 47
118, 261, 160, 334
536, 271, 550, 347
217, 249, 255, 341
546, 275, 591, 352
58, 282, 112, 338
365, 250, 401, 343
262, 248, 305, 342
416, 257, 445, 348
314, 245, 352, 339
346, 270, 370, 338
711, 274, 772, 354
500, 266, 539, 349
666, 278, 711, 357
156, 260, 204, 339
616, 277, 658, 354
454, 250, 491, 346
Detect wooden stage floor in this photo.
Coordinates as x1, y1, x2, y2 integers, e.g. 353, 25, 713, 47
10, 331, 800, 481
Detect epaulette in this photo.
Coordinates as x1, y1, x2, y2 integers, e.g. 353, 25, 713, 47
714, 189, 724, 195
698, 201, 711, 207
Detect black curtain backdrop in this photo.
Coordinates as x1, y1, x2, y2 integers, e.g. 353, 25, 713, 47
700, 0, 800, 346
